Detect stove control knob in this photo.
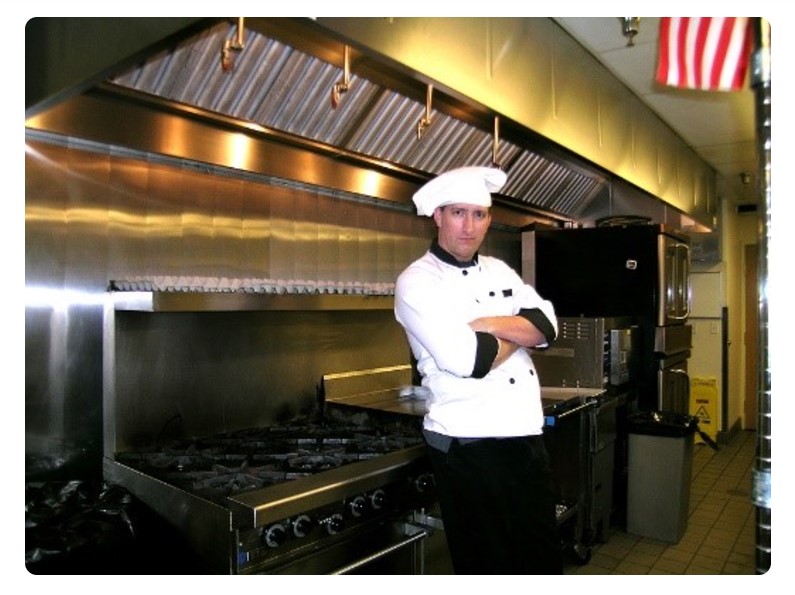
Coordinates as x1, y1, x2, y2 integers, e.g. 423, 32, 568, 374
348, 495, 366, 518
414, 473, 435, 493
324, 513, 344, 535
262, 523, 288, 548
369, 489, 387, 510
292, 515, 313, 538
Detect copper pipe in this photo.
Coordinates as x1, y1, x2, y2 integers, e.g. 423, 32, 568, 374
221, 17, 246, 72
331, 45, 351, 108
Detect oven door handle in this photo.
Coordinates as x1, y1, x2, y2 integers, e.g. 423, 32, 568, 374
329, 523, 430, 575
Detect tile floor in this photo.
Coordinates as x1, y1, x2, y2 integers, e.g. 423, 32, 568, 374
565, 429, 760, 575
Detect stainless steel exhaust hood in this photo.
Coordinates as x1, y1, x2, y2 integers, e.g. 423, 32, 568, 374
31, 19, 607, 222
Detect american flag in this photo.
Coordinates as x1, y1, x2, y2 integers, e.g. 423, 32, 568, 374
656, 17, 752, 92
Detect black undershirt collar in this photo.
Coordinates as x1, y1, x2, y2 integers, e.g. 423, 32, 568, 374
429, 239, 479, 269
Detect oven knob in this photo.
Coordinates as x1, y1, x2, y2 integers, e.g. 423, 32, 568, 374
348, 495, 366, 518
262, 523, 288, 548
414, 473, 435, 493
324, 513, 344, 535
292, 514, 313, 538
369, 489, 387, 510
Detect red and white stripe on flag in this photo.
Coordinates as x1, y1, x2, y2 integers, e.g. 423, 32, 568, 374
656, 17, 752, 91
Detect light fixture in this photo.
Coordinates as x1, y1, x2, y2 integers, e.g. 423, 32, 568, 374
621, 17, 640, 47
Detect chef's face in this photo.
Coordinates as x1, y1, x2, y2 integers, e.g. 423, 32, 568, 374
433, 203, 491, 262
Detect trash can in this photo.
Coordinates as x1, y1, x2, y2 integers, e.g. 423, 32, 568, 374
626, 411, 700, 543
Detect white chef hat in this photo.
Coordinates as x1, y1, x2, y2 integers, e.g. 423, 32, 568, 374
412, 166, 507, 217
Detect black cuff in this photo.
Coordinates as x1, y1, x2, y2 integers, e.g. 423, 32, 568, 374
518, 308, 557, 345
472, 331, 499, 378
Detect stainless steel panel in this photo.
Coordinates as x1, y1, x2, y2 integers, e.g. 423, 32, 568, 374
654, 324, 692, 356
609, 328, 635, 385
657, 351, 690, 414
27, 18, 719, 225
261, 520, 429, 575
25, 18, 211, 117
26, 95, 421, 213
27, 18, 607, 222
533, 317, 637, 389
322, 366, 428, 418
103, 458, 234, 574
326, 390, 428, 418
227, 444, 427, 527
27, 139, 449, 468
115, 292, 395, 312
322, 365, 413, 401
318, 17, 716, 223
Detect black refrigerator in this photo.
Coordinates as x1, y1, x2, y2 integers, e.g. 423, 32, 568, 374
522, 223, 692, 414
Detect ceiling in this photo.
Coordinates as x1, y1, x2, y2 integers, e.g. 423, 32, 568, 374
554, 17, 759, 207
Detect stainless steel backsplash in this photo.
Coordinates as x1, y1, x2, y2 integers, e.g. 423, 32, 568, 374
25, 137, 524, 472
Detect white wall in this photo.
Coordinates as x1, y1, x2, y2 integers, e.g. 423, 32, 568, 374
689, 269, 724, 435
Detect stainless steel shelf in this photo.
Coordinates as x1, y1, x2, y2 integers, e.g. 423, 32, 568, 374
110, 291, 395, 312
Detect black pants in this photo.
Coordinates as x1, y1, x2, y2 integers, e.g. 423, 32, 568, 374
426, 434, 563, 575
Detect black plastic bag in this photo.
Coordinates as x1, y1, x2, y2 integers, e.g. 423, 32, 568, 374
628, 410, 718, 450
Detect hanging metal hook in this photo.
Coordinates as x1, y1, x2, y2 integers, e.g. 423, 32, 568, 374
331, 45, 351, 108
417, 85, 433, 140
221, 17, 246, 72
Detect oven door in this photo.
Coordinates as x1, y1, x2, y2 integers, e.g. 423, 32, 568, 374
657, 350, 690, 415
257, 518, 434, 575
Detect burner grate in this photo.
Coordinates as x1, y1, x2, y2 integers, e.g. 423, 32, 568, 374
115, 422, 424, 504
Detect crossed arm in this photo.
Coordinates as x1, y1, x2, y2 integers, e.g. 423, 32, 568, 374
469, 313, 550, 369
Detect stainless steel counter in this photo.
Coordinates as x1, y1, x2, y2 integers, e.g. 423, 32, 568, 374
324, 387, 428, 417
326, 385, 607, 419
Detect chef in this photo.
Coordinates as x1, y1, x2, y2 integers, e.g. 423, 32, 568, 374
394, 165, 563, 574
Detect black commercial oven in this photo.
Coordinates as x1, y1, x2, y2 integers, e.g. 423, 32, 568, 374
523, 223, 692, 415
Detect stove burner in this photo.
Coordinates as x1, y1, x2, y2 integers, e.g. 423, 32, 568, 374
285, 453, 360, 472
116, 422, 424, 505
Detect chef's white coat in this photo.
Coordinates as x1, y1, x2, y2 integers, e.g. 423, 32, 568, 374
395, 246, 557, 439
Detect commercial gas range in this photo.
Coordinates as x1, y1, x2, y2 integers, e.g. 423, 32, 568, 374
101, 286, 439, 574
105, 417, 437, 574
